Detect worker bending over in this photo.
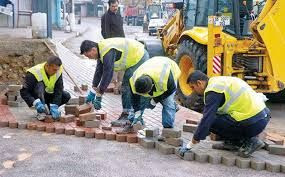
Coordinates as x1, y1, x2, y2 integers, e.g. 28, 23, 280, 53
119, 57, 181, 133
20, 56, 71, 120
182, 71, 270, 158
80, 38, 149, 126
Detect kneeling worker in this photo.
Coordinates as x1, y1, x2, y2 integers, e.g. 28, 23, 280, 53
182, 71, 270, 158
119, 56, 181, 133
20, 56, 71, 120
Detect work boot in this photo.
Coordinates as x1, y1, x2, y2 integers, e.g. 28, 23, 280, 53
212, 140, 242, 151
238, 137, 265, 158
116, 125, 134, 134
111, 112, 129, 127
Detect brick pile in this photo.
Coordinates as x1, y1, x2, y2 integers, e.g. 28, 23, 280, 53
7, 85, 25, 107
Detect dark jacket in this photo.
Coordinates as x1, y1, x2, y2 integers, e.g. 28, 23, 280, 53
20, 72, 64, 107
101, 9, 125, 39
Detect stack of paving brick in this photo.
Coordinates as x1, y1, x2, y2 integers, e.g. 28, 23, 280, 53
263, 132, 285, 157
7, 85, 25, 107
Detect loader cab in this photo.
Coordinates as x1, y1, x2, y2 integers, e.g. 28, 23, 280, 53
183, 0, 254, 38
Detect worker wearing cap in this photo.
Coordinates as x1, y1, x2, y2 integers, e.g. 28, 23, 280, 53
118, 56, 181, 133
80, 38, 149, 126
181, 71, 270, 158
20, 56, 71, 120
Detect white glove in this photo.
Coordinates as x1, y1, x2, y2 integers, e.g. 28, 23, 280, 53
150, 99, 156, 106
33, 98, 41, 107
186, 141, 196, 149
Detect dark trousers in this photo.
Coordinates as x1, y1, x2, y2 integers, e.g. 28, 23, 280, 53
210, 108, 271, 141
44, 91, 71, 106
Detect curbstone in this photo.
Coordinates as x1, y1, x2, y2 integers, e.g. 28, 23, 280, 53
75, 128, 85, 137
65, 126, 75, 135
183, 124, 197, 133
7, 101, 20, 107
194, 152, 208, 163
127, 134, 138, 143
105, 132, 116, 140
268, 145, 285, 156
102, 126, 112, 131
27, 123, 36, 130
36, 124, 46, 131
85, 129, 95, 138
0, 120, 9, 127
17, 122, 27, 129
281, 164, 285, 173
95, 129, 105, 139
236, 157, 251, 169
55, 124, 65, 134
222, 155, 236, 166
84, 120, 100, 128
139, 138, 156, 149
184, 152, 195, 161
8, 85, 22, 92
75, 104, 92, 117
79, 112, 97, 121
145, 127, 159, 138
208, 154, 222, 164
60, 114, 75, 123
155, 142, 175, 155
263, 139, 275, 151
165, 138, 183, 147
251, 159, 265, 171
266, 161, 281, 173
161, 128, 181, 138
46, 125, 55, 133
9, 121, 18, 129
116, 134, 127, 142
65, 105, 77, 115
95, 110, 107, 120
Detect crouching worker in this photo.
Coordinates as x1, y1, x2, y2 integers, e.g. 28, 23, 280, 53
180, 71, 270, 158
20, 56, 71, 120
118, 57, 181, 134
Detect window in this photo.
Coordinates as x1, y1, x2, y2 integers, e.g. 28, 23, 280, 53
217, 0, 235, 34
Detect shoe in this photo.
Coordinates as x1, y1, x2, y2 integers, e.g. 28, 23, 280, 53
212, 140, 242, 151
238, 137, 265, 158
116, 125, 134, 134
111, 112, 129, 127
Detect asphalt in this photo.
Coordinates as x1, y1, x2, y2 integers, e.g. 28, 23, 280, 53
0, 128, 283, 177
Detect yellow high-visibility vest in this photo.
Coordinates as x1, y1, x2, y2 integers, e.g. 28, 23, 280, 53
27, 62, 63, 94
98, 38, 145, 71
130, 57, 181, 97
205, 76, 266, 121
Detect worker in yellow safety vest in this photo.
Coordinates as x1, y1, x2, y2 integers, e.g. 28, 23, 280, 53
179, 70, 270, 158
117, 57, 181, 134
80, 38, 149, 126
20, 56, 71, 120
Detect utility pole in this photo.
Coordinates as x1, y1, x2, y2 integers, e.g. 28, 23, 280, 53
47, 0, 52, 38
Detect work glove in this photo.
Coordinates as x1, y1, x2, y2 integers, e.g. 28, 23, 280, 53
33, 99, 46, 113
93, 96, 102, 110
148, 99, 157, 109
50, 104, 61, 120
131, 110, 144, 126
178, 142, 196, 158
86, 89, 96, 103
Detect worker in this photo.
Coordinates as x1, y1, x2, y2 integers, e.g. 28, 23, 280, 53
180, 71, 270, 158
101, 0, 125, 39
118, 57, 181, 134
80, 38, 149, 126
20, 56, 71, 120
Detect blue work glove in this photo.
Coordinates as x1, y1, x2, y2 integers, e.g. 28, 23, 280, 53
93, 96, 102, 110
131, 110, 144, 126
86, 90, 96, 103
50, 104, 61, 120
33, 99, 45, 113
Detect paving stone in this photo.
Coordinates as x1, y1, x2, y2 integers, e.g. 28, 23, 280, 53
84, 120, 100, 128
116, 134, 127, 142
127, 134, 138, 143
161, 128, 181, 138
17, 122, 27, 129
102, 126, 112, 131
268, 145, 285, 156
7, 91, 20, 97
0, 120, 9, 127
60, 114, 75, 123
208, 154, 222, 164
8, 101, 20, 107
8, 85, 22, 92
194, 152, 208, 163
250, 159, 265, 171
85, 129, 95, 138
266, 136, 284, 145
7, 96, 16, 101
75, 104, 92, 117
8, 121, 18, 129
266, 161, 281, 173
183, 124, 197, 133
75, 118, 82, 126
55, 124, 65, 134
145, 127, 159, 138
281, 164, 285, 173
46, 125, 55, 133
75, 128, 85, 137
79, 95, 86, 105
95, 115, 101, 120
105, 132, 116, 141
263, 139, 275, 151
65, 105, 77, 115
79, 112, 97, 121
139, 138, 156, 149
184, 152, 195, 161
222, 155, 236, 166
155, 142, 175, 155
27, 123, 37, 130
236, 157, 251, 169
81, 84, 88, 91
95, 129, 105, 139
95, 110, 107, 120
44, 116, 54, 123
67, 97, 79, 105
186, 118, 199, 125
36, 124, 46, 131
165, 138, 183, 147
65, 126, 75, 135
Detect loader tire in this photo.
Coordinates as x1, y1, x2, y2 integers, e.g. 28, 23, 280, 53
175, 39, 207, 112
